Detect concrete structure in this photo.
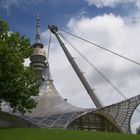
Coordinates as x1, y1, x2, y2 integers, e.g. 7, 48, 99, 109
1, 14, 140, 133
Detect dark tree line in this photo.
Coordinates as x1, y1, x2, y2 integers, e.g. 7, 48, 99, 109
136, 126, 140, 134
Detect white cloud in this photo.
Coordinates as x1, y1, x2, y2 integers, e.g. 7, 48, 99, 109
85, 0, 140, 9
42, 13, 140, 108
1, 0, 43, 7
131, 105, 140, 133
0, 0, 43, 14
41, 12, 140, 132
24, 58, 30, 66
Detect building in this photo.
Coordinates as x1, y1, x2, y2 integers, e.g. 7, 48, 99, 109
0, 14, 140, 133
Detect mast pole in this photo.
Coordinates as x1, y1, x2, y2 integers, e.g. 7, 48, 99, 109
35, 13, 41, 43
48, 25, 102, 108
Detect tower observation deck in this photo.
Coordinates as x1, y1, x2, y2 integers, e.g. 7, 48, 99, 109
30, 13, 46, 74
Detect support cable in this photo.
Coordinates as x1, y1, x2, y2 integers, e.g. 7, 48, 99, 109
59, 33, 127, 99
59, 33, 140, 113
48, 25, 102, 108
59, 28, 140, 66
46, 31, 52, 62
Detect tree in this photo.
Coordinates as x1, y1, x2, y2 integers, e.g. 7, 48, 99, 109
136, 126, 140, 134
0, 19, 39, 115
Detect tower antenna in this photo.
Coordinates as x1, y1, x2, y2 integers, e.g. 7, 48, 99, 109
36, 13, 41, 43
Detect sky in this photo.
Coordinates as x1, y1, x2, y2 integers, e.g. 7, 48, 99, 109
0, 0, 140, 133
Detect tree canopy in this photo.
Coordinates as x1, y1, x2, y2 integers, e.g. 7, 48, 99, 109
136, 126, 140, 134
0, 19, 39, 114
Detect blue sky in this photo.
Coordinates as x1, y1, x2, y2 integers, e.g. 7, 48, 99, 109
0, 0, 137, 42
1, 0, 140, 132
0, 0, 89, 41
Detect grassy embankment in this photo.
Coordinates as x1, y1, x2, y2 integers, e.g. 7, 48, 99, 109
0, 128, 140, 140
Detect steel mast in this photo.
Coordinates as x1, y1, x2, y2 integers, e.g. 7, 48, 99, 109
48, 25, 102, 108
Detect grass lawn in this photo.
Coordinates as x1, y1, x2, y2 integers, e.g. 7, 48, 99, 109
0, 128, 140, 140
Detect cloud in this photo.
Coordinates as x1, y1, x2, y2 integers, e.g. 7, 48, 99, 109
131, 104, 140, 133
41, 13, 140, 110
85, 0, 140, 9
42, 13, 140, 132
67, 13, 140, 105
0, 0, 43, 14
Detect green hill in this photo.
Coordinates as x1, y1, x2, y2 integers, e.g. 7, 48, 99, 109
0, 128, 140, 140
